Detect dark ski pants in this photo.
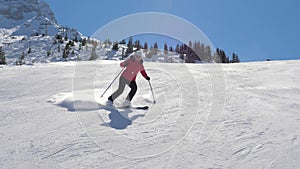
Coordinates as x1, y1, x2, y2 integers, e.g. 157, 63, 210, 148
108, 76, 137, 102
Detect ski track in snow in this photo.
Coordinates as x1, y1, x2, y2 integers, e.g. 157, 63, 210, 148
0, 60, 300, 168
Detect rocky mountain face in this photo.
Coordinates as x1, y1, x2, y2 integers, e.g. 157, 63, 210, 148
0, 0, 81, 38
0, 0, 86, 64
0, 0, 56, 29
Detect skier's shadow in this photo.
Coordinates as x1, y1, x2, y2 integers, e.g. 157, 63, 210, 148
101, 108, 144, 130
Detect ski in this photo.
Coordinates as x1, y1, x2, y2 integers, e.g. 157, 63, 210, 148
117, 106, 149, 110
99, 102, 149, 110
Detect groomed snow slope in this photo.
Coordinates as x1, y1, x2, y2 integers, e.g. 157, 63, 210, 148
0, 60, 299, 168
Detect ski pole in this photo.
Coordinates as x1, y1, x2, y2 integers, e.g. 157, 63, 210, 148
148, 80, 156, 104
101, 67, 125, 97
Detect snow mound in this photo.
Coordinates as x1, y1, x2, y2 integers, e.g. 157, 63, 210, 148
47, 90, 100, 111
48, 90, 155, 112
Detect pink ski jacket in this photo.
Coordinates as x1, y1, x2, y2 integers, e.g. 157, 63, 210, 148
120, 58, 148, 81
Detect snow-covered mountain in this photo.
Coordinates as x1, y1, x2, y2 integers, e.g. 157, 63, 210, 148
0, 0, 189, 65
12, 16, 59, 36
0, 0, 56, 29
0, 0, 204, 65
0, 0, 90, 64
0, 0, 82, 38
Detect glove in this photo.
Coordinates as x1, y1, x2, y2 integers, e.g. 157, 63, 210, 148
146, 76, 150, 81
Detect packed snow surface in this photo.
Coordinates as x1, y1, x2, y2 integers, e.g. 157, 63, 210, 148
0, 60, 299, 168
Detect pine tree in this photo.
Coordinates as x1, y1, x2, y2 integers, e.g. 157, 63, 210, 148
21, 52, 25, 61
126, 37, 133, 55
216, 48, 228, 63
134, 40, 141, 50
104, 38, 112, 45
152, 42, 158, 55
189, 41, 193, 48
16, 52, 25, 65
65, 43, 70, 51
90, 41, 97, 60
204, 46, 212, 62
200, 43, 205, 59
81, 38, 87, 46
47, 50, 51, 57
231, 53, 240, 63
74, 36, 78, 43
62, 44, 70, 60
62, 49, 68, 60
143, 42, 148, 50
56, 34, 63, 40
78, 44, 82, 51
112, 41, 119, 51
231, 53, 236, 63
69, 40, 75, 47
175, 44, 180, 53
236, 54, 240, 63
153, 42, 158, 49
119, 39, 126, 44
0, 47, 6, 65
164, 42, 168, 54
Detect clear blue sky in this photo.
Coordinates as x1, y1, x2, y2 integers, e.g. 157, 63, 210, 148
43, 0, 300, 62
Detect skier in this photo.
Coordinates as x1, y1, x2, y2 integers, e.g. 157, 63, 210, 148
108, 51, 150, 107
